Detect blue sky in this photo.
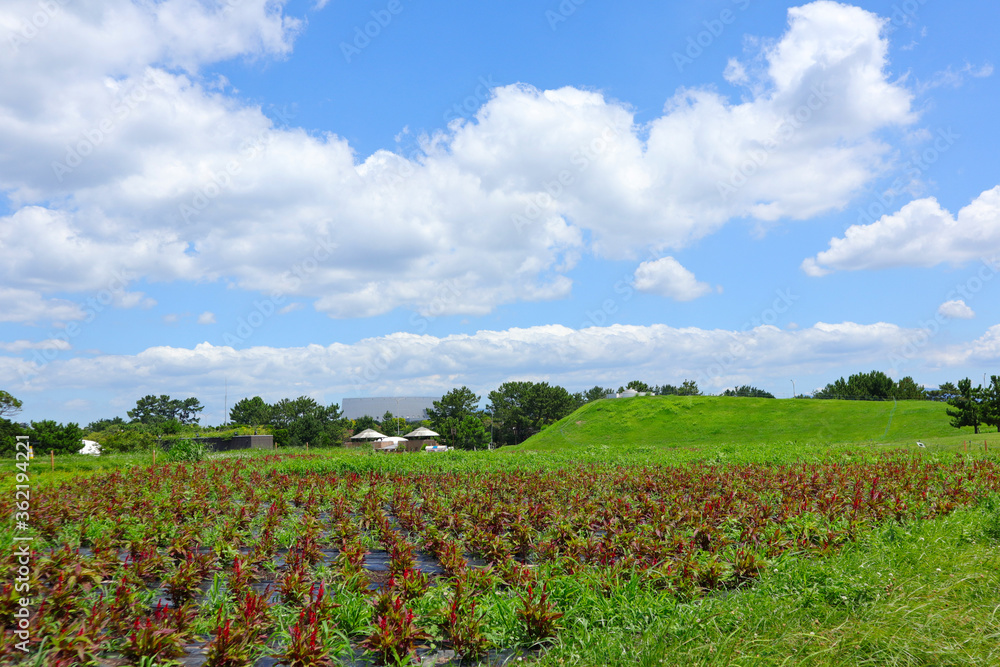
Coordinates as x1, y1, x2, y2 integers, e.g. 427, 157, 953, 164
1, 0, 999, 425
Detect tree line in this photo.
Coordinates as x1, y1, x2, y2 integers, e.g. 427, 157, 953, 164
3, 369, 998, 456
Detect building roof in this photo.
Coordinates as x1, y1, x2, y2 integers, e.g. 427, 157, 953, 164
342, 396, 441, 421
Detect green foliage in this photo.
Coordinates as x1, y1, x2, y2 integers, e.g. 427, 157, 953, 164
85, 416, 125, 432
229, 396, 271, 427
894, 375, 927, 400
722, 385, 775, 399
488, 381, 578, 447
128, 394, 204, 425
0, 390, 24, 419
655, 380, 700, 396
28, 420, 84, 455
164, 438, 207, 463
947, 378, 983, 434
439, 415, 490, 450
814, 371, 928, 401
981, 375, 1000, 433
269, 396, 345, 446
0, 418, 27, 457
429, 387, 483, 448
583, 386, 614, 402
99, 425, 158, 453
624, 380, 653, 393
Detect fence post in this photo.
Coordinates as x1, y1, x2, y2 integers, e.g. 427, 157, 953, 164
50, 450, 54, 472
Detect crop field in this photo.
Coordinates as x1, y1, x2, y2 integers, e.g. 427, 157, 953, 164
3, 440, 1000, 666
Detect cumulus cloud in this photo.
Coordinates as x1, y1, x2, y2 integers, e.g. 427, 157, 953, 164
2, 320, 930, 403
197, 311, 217, 325
0, 1, 917, 319
633, 258, 712, 301
802, 186, 1000, 275
0, 287, 84, 323
938, 300, 974, 319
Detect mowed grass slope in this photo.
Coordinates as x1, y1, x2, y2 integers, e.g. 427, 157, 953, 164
517, 396, 969, 453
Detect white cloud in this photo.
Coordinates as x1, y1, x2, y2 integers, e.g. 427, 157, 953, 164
2, 320, 932, 402
0, 2, 917, 318
633, 257, 712, 301
0, 287, 84, 323
0, 339, 72, 353
938, 300, 974, 319
197, 311, 217, 325
802, 186, 1000, 275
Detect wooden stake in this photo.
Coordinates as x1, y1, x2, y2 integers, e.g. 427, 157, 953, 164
306, 441, 309, 452
50, 450, 54, 472
153, 449, 157, 465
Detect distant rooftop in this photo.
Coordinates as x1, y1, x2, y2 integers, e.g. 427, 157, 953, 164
342, 396, 441, 422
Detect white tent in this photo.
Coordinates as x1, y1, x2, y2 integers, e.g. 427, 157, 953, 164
351, 428, 388, 440
403, 427, 440, 438
79, 439, 101, 456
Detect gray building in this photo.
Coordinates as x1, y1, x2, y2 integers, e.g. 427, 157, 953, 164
342, 396, 441, 422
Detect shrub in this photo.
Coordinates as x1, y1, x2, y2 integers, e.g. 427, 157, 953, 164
99, 427, 157, 454
165, 438, 207, 463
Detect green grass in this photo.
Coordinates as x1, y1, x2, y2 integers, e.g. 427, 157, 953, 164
535, 498, 1000, 667
516, 396, 985, 455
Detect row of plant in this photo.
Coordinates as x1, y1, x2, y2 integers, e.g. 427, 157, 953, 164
1, 452, 998, 665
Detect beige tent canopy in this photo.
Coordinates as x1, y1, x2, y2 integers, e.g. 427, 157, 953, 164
403, 427, 440, 438
351, 428, 388, 440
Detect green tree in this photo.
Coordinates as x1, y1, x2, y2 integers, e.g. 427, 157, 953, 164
583, 386, 613, 402
927, 382, 959, 402
722, 385, 775, 398
270, 396, 320, 429
428, 387, 480, 422
85, 416, 125, 432
99, 425, 157, 453
128, 394, 203, 425
28, 420, 84, 456
625, 380, 653, 393
229, 396, 271, 428
656, 380, 701, 396
487, 381, 577, 447
428, 387, 482, 447
0, 390, 23, 419
982, 375, 1000, 433
0, 418, 27, 457
814, 371, 895, 400
946, 378, 983, 434
893, 376, 927, 400
352, 415, 379, 433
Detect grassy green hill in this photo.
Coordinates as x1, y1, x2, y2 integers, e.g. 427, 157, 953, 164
514, 396, 981, 456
